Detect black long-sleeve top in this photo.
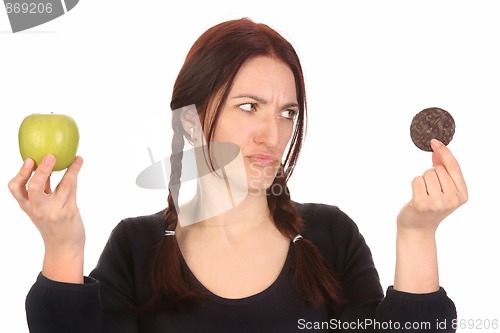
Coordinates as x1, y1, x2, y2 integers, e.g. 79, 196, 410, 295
25, 203, 457, 332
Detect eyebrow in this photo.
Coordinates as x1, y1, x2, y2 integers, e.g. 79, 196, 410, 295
231, 94, 299, 109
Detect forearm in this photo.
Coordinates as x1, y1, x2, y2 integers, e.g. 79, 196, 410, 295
40, 213, 86, 284
393, 228, 439, 293
42, 245, 85, 284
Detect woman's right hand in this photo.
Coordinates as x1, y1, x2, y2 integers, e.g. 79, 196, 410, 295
8, 154, 85, 283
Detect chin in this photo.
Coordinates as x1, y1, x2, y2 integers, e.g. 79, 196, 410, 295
243, 161, 280, 195
246, 177, 276, 196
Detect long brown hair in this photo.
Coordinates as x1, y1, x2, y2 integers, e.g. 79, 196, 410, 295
147, 17, 343, 312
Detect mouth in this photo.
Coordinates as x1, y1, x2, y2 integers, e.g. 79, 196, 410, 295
247, 153, 280, 167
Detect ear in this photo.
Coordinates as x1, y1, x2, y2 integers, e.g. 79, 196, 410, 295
177, 104, 204, 145
179, 104, 200, 132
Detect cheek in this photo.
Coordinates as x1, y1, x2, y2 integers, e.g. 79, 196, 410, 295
213, 118, 249, 145
213, 128, 245, 145
279, 123, 294, 146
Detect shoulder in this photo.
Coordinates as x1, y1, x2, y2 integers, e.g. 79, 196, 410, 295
114, 209, 166, 232
92, 210, 166, 278
293, 202, 367, 267
90, 210, 167, 307
294, 202, 360, 238
106, 209, 166, 252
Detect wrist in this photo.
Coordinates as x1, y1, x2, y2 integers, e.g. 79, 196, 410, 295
42, 245, 85, 284
396, 225, 437, 242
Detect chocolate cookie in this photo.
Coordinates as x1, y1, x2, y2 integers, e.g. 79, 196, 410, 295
410, 107, 455, 151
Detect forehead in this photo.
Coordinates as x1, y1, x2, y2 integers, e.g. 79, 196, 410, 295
229, 56, 297, 101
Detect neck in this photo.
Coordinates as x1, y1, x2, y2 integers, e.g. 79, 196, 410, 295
177, 179, 275, 243
175, 144, 280, 242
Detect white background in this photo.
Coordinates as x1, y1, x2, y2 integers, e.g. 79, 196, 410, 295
1, 1, 499, 331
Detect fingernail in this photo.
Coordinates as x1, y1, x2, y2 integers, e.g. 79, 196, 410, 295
431, 139, 443, 148
43, 154, 55, 165
23, 158, 34, 169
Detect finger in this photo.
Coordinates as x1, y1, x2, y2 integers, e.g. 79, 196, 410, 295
431, 151, 441, 168
411, 176, 428, 200
27, 154, 56, 207
432, 165, 456, 195
422, 168, 442, 197
54, 156, 84, 206
8, 158, 35, 205
44, 175, 52, 195
430, 139, 467, 195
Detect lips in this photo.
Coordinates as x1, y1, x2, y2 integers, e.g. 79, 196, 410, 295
247, 153, 280, 166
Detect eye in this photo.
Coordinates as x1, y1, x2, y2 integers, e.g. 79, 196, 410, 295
280, 109, 298, 120
239, 103, 256, 112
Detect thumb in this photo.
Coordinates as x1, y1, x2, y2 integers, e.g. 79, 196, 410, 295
431, 139, 444, 167
432, 151, 442, 167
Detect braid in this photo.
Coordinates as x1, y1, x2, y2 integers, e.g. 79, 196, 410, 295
164, 110, 185, 231
147, 111, 204, 310
268, 166, 344, 311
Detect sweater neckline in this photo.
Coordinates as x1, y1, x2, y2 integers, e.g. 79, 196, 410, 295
177, 241, 294, 305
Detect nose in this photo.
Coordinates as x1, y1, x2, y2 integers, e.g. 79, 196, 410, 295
254, 112, 280, 147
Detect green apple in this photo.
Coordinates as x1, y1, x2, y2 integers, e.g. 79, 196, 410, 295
18, 113, 79, 171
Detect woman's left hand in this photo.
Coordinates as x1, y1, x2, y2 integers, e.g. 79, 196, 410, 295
397, 139, 468, 235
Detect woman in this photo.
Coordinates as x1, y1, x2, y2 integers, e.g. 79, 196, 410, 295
9, 18, 467, 332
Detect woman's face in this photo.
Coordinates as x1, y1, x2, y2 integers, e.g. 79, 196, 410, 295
213, 56, 298, 195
